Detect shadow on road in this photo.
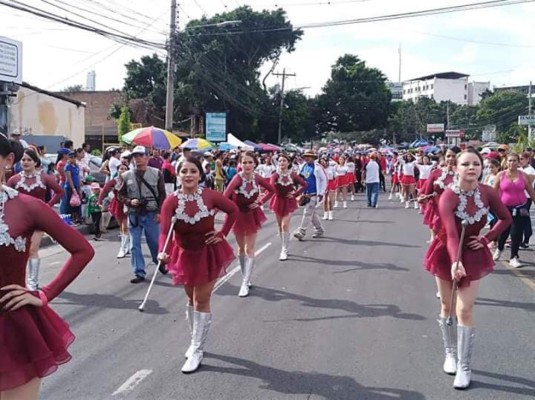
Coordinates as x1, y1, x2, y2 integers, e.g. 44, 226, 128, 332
290, 255, 409, 272
312, 237, 420, 248
216, 285, 425, 321
471, 370, 535, 397
201, 353, 426, 400
476, 297, 535, 312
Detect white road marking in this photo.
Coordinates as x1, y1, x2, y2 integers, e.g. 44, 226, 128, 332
112, 369, 152, 397
213, 242, 272, 292
49, 261, 61, 266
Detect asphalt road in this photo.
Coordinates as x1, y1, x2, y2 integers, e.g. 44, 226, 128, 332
37, 193, 535, 400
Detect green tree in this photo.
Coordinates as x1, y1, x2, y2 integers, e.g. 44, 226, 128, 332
315, 55, 391, 135
123, 54, 167, 125
476, 91, 528, 138
117, 106, 131, 143
61, 84, 83, 92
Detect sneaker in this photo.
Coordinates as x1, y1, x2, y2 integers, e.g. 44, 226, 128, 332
130, 276, 146, 284
312, 231, 324, 238
388, 194, 393, 200
492, 249, 502, 261
509, 257, 523, 268
293, 231, 305, 241
519, 243, 529, 249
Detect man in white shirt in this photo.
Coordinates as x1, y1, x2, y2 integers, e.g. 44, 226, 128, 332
363, 152, 380, 208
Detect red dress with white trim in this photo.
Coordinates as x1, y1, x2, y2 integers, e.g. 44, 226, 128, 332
159, 189, 238, 286
7, 171, 63, 206
0, 187, 94, 391
224, 173, 275, 235
424, 184, 511, 287
269, 171, 307, 218
422, 167, 455, 231
98, 178, 126, 222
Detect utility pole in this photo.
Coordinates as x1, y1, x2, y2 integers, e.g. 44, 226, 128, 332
529, 81, 533, 141
165, 0, 177, 132
398, 43, 402, 83
274, 69, 296, 145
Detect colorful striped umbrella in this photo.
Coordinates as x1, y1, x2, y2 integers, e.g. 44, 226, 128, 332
122, 126, 182, 150
180, 138, 214, 150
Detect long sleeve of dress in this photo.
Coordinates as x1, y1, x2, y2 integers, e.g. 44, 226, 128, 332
257, 175, 275, 204
438, 189, 462, 264
483, 186, 512, 243
98, 179, 116, 205
422, 170, 438, 197
223, 175, 241, 199
158, 195, 178, 252
210, 190, 239, 236
292, 173, 307, 196
30, 197, 94, 301
44, 174, 64, 206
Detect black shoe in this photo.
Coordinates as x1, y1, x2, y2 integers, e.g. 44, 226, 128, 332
130, 276, 146, 284
158, 265, 168, 275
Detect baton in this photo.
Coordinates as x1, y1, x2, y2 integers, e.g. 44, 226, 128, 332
446, 219, 468, 326
138, 216, 177, 312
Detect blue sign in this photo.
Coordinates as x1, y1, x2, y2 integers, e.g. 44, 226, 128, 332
206, 112, 227, 142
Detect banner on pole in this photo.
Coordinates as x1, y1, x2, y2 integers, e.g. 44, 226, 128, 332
205, 112, 227, 142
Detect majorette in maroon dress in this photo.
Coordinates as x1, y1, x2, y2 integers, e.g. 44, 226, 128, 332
159, 188, 238, 286
98, 178, 126, 222
269, 170, 307, 218
421, 167, 456, 232
223, 173, 275, 235
7, 171, 63, 206
0, 186, 94, 391
424, 184, 511, 287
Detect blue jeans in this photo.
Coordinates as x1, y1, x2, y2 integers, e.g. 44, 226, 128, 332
366, 182, 379, 207
128, 211, 160, 278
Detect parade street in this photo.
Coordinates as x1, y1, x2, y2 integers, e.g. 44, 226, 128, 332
38, 195, 534, 400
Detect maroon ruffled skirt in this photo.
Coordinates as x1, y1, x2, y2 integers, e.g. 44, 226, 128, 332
108, 197, 126, 222
269, 195, 298, 218
423, 237, 494, 288
0, 305, 75, 391
232, 208, 267, 235
167, 241, 235, 286
423, 200, 439, 230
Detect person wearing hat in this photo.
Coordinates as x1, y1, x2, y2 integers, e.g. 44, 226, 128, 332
293, 151, 327, 241
117, 145, 167, 283
10, 129, 29, 149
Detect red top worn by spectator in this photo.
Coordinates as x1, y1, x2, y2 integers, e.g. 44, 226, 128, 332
0, 186, 94, 391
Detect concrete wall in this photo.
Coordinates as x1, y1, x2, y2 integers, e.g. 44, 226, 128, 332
8, 86, 85, 145
467, 81, 490, 106
433, 78, 468, 105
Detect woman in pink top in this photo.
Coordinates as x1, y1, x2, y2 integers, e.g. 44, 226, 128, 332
493, 153, 535, 267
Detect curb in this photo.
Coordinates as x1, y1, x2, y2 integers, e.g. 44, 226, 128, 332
41, 219, 119, 248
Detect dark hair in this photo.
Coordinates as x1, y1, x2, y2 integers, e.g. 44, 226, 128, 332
521, 151, 531, 160
64, 140, 74, 150
240, 151, 257, 166
0, 133, 24, 163
162, 152, 171, 160
488, 158, 501, 169
278, 153, 293, 164
22, 149, 41, 167
177, 156, 206, 183
449, 146, 462, 155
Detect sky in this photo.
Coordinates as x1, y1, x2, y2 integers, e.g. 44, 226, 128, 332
1, 0, 534, 97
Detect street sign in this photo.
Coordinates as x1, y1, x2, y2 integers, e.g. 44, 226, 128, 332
482, 125, 496, 142
427, 123, 445, 133
518, 115, 535, 125
0, 36, 22, 84
445, 129, 465, 138
205, 112, 227, 142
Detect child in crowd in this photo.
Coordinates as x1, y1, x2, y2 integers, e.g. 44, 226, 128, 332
86, 182, 103, 240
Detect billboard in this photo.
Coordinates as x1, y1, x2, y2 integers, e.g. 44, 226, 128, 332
518, 115, 535, 126
427, 123, 445, 133
0, 36, 22, 84
205, 112, 227, 142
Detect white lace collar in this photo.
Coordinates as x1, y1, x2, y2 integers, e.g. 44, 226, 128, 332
434, 168, 455, 190
0, 186, 27, 252
236, 172, 259, 199
276, 170, 293, 187
451, 184, 489, 225
15, 171, 46, 193
174, 189, 214, 225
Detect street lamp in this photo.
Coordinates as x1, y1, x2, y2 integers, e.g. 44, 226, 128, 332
164, 17, 242, 131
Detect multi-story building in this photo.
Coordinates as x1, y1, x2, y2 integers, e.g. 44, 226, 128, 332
494, 84, 533, 96
402, 72, 489, 106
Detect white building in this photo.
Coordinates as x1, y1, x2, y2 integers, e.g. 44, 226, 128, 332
402, 72, 489, 106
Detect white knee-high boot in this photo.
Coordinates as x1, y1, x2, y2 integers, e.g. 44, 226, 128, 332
279, 233, 289, 261
27, 258, 40, 291
184, 304, 194, 358
117, 235, 127, 258
181, 311, 212, 373
454, 325, 475, 389
238, 257, 254, 297
438, 317, 457, 375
